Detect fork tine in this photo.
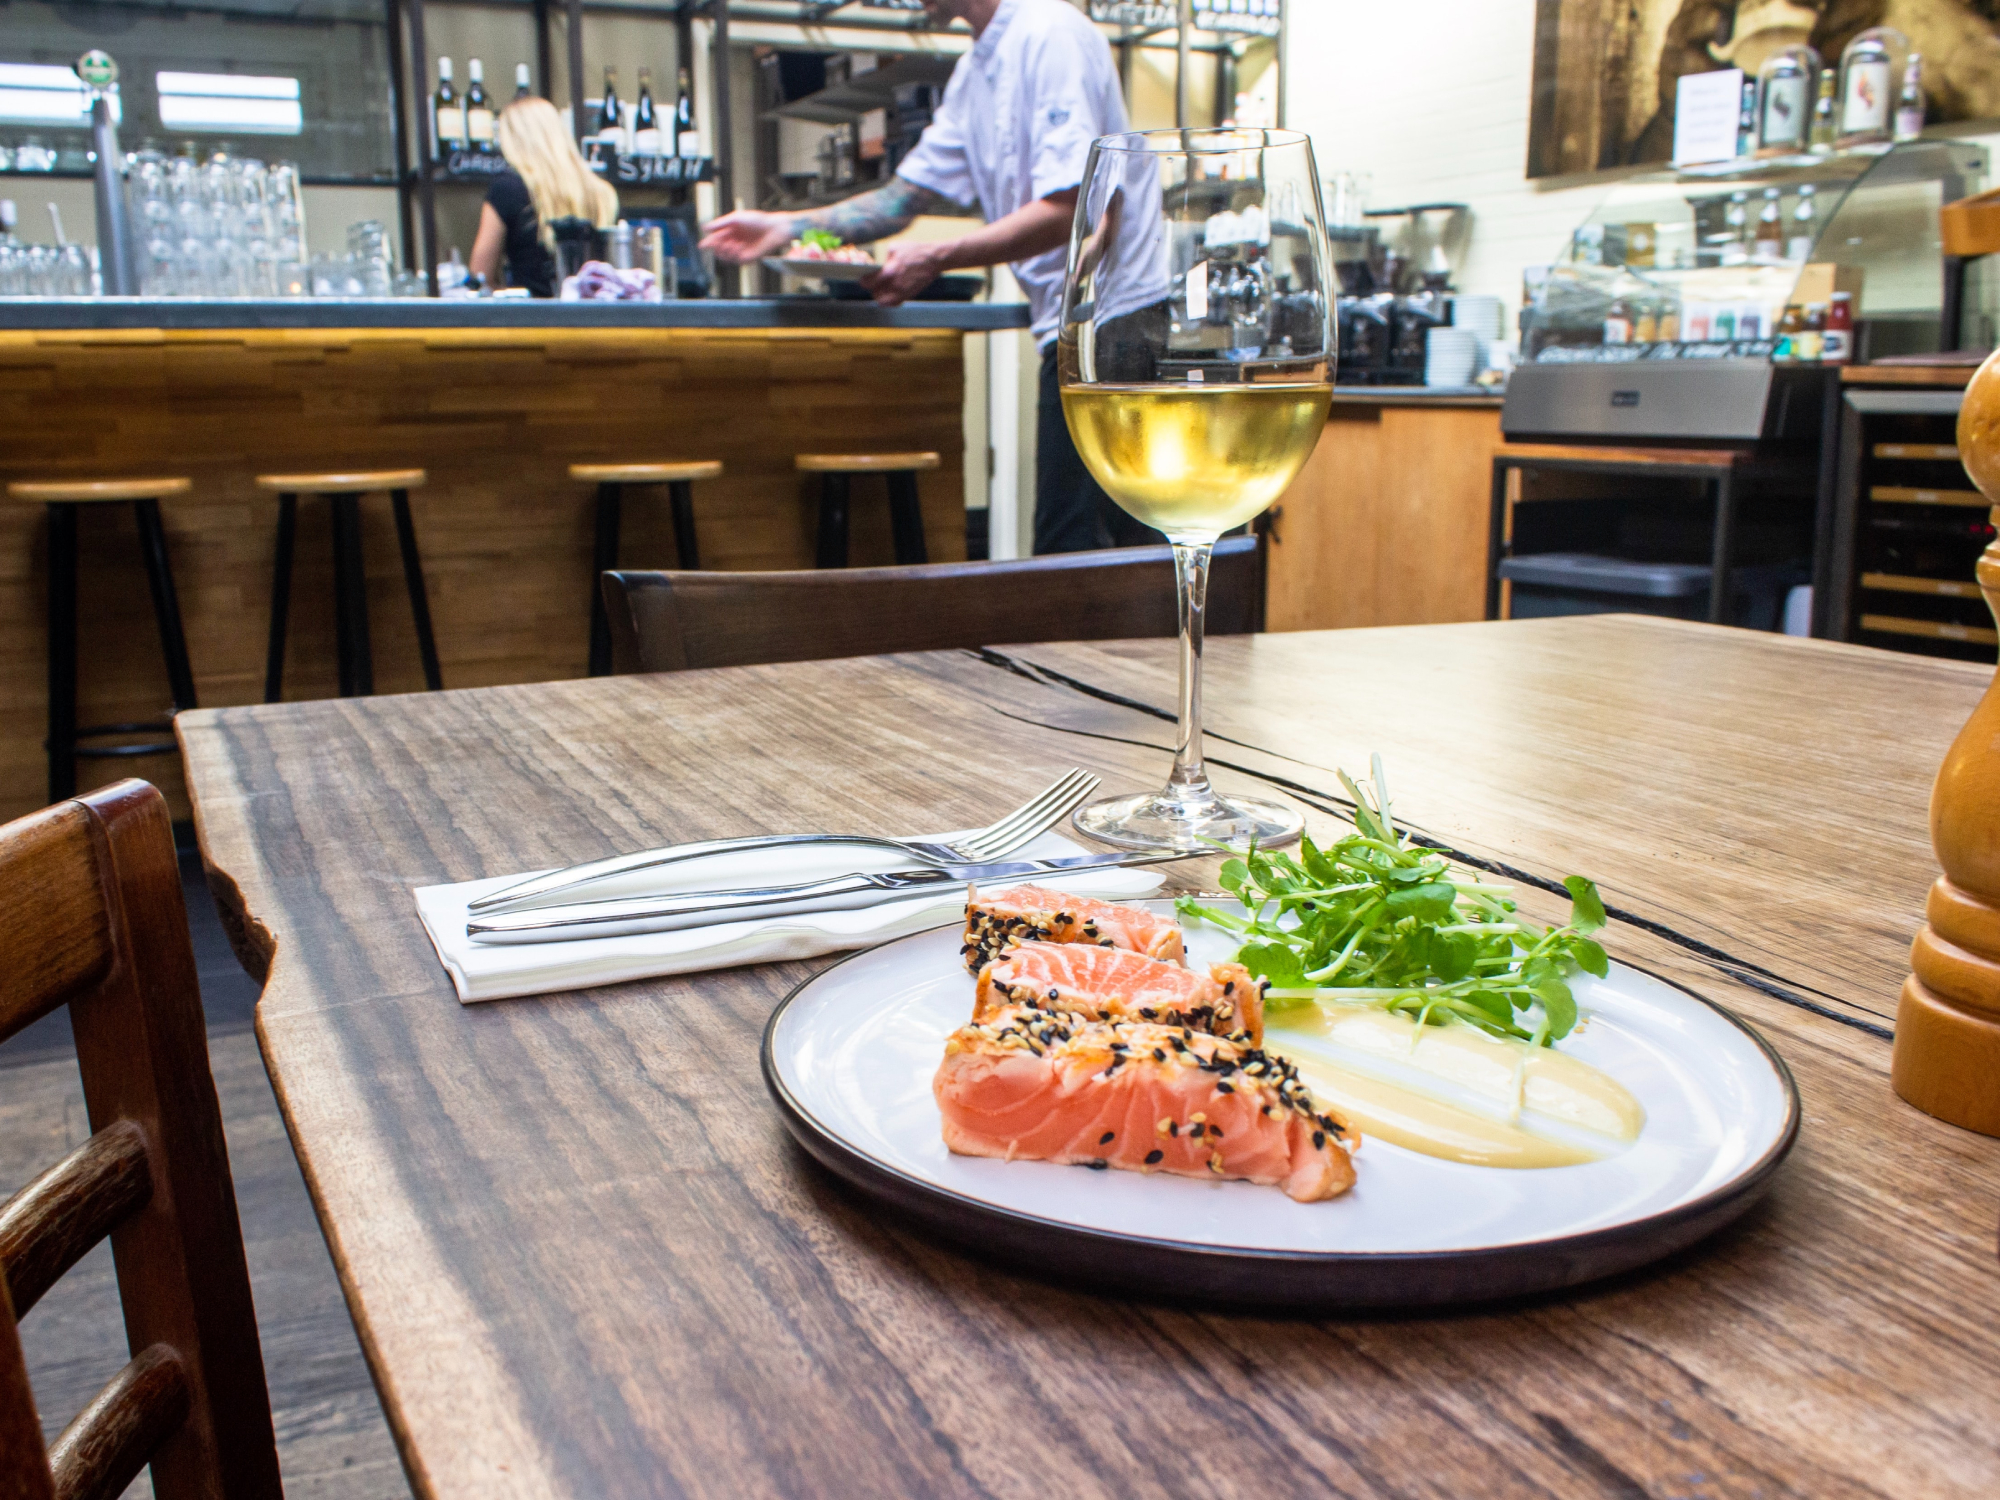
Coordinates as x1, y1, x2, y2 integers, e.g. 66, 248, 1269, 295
958, 770, 1099, 858
960, 769, 1089, 854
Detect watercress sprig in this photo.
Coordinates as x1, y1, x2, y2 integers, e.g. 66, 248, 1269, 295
1176, 755, 1608, 1048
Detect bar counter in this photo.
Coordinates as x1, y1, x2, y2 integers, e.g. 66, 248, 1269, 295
0, 297, 1026, 821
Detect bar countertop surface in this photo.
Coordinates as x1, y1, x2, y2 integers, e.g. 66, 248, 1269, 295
0, 295, 1032, 332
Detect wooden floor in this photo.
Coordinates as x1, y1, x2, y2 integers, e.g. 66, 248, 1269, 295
0, 852, 412, 1499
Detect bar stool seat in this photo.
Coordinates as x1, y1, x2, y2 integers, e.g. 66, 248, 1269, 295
572, 459, 723, 676
255, 468, 427, 495
12, 477, 194, 503
7, 477, 199, 803
796, 451, 938, 569
257, 467, 441, 701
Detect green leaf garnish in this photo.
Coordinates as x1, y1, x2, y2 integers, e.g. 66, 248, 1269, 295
1201, 759, 1611, 1049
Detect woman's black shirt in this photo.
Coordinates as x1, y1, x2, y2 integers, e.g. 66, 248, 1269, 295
485, 169, 559, 297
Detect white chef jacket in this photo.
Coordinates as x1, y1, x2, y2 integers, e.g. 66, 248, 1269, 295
894, 0, 1129, 345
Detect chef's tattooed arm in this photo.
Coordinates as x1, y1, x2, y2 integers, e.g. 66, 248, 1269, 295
801, 177, 961, 244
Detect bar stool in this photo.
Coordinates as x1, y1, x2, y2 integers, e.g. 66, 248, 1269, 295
258, 468, 442, 701
796, 452, 938, 569
570, 460, 723, 677
8, 477, 199, 804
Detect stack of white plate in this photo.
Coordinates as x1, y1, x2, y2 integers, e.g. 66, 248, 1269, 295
1449, 294, 1506, 342
1424, 327, 1481, 387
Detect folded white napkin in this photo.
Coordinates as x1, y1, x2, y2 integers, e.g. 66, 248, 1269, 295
414, 831, 1166, 1004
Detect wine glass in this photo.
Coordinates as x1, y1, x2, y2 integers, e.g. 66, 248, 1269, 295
1058, 128, 1333, 851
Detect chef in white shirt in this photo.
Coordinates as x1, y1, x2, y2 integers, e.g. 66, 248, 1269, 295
699, 0, 1153, 554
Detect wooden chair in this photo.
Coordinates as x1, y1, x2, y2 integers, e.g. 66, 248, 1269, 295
0, 780, 282, 1500
570, 460, 724, 677
257, 467, 442, 701
796, 451, 938, 568
7, 478, 200, 806
600, 535, 1264, 674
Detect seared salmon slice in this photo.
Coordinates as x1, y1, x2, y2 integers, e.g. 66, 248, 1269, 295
962, 885, 1184, 974
976, 940, 1265, 1045
934, 1004, 1355, 1202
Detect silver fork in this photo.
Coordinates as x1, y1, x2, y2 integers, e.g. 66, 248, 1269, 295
467, 768, 1102, 915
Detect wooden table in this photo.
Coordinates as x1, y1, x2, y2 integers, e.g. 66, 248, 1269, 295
179, 615, 2000, 1499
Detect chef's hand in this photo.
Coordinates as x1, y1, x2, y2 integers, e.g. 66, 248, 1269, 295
863, 241, 950, 306
699, 210, 795, 265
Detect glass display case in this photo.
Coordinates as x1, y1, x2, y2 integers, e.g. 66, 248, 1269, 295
1504, 140, 1985, 442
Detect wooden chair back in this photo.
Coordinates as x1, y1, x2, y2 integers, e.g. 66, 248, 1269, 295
0, 780, 281, 1500
602, 536, 1265, 674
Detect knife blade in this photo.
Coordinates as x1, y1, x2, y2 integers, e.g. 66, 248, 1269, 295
465, 850, 1191, 944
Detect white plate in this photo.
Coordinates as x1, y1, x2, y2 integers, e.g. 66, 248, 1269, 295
764, 255, 878, 281
761, 900, 1799, 1308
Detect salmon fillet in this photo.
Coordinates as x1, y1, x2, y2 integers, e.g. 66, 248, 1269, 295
935, 1004, 1355, 1202
975, 940, 1265, 1045
961, 885, 1185, 974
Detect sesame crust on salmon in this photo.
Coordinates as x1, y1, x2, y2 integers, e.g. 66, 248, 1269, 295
961, 886, 1186, 975
934, 1004, 1356, 1203
975, 940, 1266, 1046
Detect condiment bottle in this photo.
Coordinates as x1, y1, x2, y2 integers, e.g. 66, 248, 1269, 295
1774, 304, 1803, 360
1797, 302, 1826, 361
1809, 70, 1838, 153
1822, 290, 1854, 363
1894, 54, 1925, 142
1604, 296, 1633, 345
1754, 187, 1783, 261
1786, 184, 1817, 262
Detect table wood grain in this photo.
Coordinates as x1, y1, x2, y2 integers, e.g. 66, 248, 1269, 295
177, 615, 2000, 1499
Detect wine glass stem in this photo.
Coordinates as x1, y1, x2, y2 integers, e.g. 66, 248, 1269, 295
1169, 539, 1213, 800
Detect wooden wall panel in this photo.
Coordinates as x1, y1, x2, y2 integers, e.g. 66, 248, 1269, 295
1266, 404, 1502, 632
0, 326, 967, 823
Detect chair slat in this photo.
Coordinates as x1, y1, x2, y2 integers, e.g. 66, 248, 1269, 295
46, 1344, 188, 1500
0, 1278, 56, 1500
601, 537, 1265, 676
0, 802, 112, 1043
0, 1122, 152, 1319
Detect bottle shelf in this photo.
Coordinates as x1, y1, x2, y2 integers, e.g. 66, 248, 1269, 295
1859, 613, 1998, 646
1873, 442, 1960, 461
1870, 484, 1987, 507
1860, 571, 1984, 600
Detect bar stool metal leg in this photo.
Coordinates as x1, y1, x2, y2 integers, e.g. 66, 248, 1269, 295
330, 492, 374, 697
265, 492, 297, 703
886, 471, 928, 565
815, 473, 850, 569
391, 488, 443, 690
588, 481, 624, 677
1708, 472, 1737, 627
46, 502, 79, 804
669, 479, 701, 570
133, 498, 199, 712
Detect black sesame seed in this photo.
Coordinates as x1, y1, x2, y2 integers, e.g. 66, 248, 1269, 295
1144, 1149, 1164, 1165
1312, 1130, 1326, 1149
1099, 1131, 1115, 1145
1218, 1082, 1234, 1094
1086, 1159, 1108, 1170
1152, 1048, 1166, 1061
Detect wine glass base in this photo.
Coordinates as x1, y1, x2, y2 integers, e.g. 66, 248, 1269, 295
1072, 787, 1303, 853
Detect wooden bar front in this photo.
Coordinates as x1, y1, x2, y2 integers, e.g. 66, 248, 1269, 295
0, 324, 968, 821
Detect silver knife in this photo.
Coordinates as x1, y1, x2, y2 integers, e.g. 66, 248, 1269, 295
464, 850, 1189, 944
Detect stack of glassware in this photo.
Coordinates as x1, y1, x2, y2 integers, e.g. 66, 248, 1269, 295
0, 202, 91, 294
132, 148, 306, 297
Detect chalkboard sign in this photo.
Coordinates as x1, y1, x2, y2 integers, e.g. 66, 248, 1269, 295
440, 149, 509, 179
607, 152, 714, 187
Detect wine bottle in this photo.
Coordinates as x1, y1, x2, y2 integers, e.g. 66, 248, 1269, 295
515, 63, 532, 101
1894, 54, 1925, 142
633, 68, 662, 156
1809, 69, 1837, 153
466, 59, 495, 154
598, 67, 624, 151
675, 67, 700, 158
433, 57, 464, 160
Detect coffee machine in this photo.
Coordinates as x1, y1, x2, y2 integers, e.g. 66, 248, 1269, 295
1332, 202, 1469, 384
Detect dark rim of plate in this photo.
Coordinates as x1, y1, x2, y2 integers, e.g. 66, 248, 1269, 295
757, 901, 1802, 1306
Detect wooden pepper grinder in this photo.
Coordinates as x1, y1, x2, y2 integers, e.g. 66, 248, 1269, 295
1893, 345, 2000, 1135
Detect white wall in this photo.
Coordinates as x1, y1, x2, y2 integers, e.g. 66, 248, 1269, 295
1284, 0, 1999, 331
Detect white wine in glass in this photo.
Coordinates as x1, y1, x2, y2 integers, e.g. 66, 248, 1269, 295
1059, 129, 1333, 851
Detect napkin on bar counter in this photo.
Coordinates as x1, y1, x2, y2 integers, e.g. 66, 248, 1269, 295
413, 830, 1166, 1004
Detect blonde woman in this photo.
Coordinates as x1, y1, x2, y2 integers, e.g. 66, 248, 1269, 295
469, 96, 618, 296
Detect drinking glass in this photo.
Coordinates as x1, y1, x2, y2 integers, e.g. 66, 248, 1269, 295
1058, 128, 1333, 851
